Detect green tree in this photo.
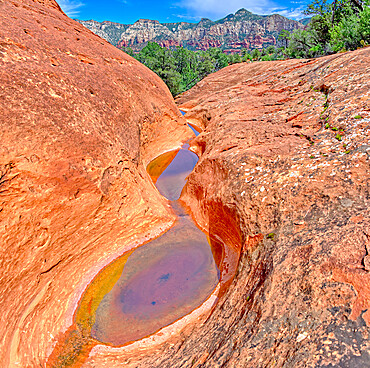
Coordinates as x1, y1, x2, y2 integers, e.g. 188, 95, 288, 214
241, 48, 249, 57
359, 2, 370, 40
159, 69, 182, 95
304, 0, 330, 16
261, 54, 273, 61
197, 52, 216, 77
265, 45, 276, 54
173, 47, 199, 91
136, 42, 182, 96
242, 52, 252, 61
278, 29, 291, 48
206, 48, 229, 69
287, 29, 322, 57
251, 48, 261, 60
303, 0, 368, 54
330, 2, 370, 51
228, 53, 242, 64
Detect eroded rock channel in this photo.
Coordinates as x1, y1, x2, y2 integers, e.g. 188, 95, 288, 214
3, 1, 369, 367
48, 120, 240, 366
87, 143, 220, 347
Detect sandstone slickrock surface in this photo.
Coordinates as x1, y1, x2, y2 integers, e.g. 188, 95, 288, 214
0, 0, 192, 366
174, 49, 370, 367
1, 0, 370, 367
93, 49, 369, 367
78, 9, 303, 52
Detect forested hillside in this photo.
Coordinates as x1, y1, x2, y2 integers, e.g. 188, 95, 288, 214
123, 0, 370, 96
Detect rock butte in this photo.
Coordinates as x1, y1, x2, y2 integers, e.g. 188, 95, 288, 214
0, 1, 369, 368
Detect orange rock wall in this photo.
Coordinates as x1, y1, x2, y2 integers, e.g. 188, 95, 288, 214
0, 0, 192, 366
110, 49, 369, 367
174, 49, 370, 367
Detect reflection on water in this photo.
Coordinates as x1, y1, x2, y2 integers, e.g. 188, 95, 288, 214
188, 124, 200, 136
91, 218, 219, 345
180, 109, 200, 137
83, 135, 219, 346
155, 149, 198, 201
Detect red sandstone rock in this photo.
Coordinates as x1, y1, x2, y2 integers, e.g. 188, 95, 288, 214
2, 0, 370, 366
175, 48, 370, 367
0, 0, 192, 366
85, 47, 370, 367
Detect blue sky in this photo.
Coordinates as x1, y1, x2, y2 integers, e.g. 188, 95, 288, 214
56, 0, 309, 24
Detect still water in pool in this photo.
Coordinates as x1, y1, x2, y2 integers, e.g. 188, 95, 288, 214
87, 139, 219, 346
91, 217, 219, 345
155, 149, 198, 201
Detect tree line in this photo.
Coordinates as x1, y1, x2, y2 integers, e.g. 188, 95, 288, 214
122, 0, 370, 96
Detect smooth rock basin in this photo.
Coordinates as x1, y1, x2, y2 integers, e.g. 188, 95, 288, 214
48, 126, 224, 366
77, 144, 220, 346
91, 217, 219, 345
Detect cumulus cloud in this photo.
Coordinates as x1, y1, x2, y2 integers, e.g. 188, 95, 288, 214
57, 0, 84, 17
176, 0, 305, 20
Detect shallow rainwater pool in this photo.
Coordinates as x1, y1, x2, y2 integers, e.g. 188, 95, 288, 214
154, 149, 198, 201
91, 217, 219, 345
82, 135, 220, 346
48, 114, 237, 366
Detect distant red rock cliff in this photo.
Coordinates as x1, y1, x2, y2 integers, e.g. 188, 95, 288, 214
78, 9, 303, 52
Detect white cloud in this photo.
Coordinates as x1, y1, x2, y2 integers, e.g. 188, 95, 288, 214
56, 0, 84, 17
272, 6, 306, 19
176, 0, 274, 18
176, 0, 305, 20
173, 13, 203, 21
